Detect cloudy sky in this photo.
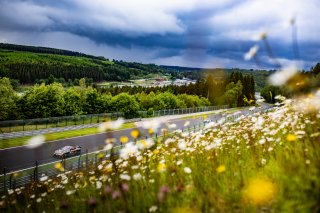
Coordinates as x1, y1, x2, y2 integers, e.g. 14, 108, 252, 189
0, 0, 319, 69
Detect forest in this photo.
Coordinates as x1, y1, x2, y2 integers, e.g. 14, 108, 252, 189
99, 71, 256, 106
0, 71, 255, 120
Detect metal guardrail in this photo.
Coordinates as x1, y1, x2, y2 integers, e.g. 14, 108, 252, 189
0, 112, 124, 134
0, 151, 102, 193
0, 105, 271, 194
0, 105, 228, 139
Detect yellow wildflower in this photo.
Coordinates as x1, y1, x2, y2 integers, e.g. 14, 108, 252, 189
243, 177, 276, 205
54, 162, 64, 172
172, 206, 200, 213
105, 166, 112, 173
98, 152, 105, 159
131, 130, 140, 139
216, 165, 226, 173
286, 134, 297, 142
149, 128, 154, 135
157, 163, 166, 172
153, 149, 159, 155
89, 176, 96, 183
120, 136, 129, 144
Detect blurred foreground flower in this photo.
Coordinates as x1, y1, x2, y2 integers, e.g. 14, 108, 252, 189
184, 121, 190, 127
135, 118, 163, 132
184, 167, 192, 174
54, 162, 65, 172
39, 175, 48, 182
99, 118, 124, 132
171, 206, 200, 213
259, 32, 267, 40
157, 163, 166, 173
137, 138, 154, 150
243, 177, 276, 205
149, 205, 158, 212
216, 165, 226, 173
244, 45, 259, 61
157, 186, 170, 202
120, 142, 138, 159
148, 128, 155, 135
120, 136, 129, 144
131, 130, 140, 139
286, 134, 297, 142
26, 135, 45, 149
120, 174, 131, 181
66, 190, 75, 196
268, 65, 298, 86
292, 90, 320, 113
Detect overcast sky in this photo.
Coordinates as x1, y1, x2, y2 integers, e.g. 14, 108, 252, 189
0, 0, 319, 70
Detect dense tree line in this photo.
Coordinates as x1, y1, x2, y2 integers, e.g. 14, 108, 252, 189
99, 71, 256, 107
0, 71, 255, 120
98, 80, 208, 97
161, 66, 270, 91
0, 78, 211, 120
3, 63, 105, 83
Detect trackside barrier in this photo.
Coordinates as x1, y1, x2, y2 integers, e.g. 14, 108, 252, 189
0, 105, 228, 139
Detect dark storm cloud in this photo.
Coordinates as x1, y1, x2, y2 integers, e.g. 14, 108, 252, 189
0, 0, 319, 69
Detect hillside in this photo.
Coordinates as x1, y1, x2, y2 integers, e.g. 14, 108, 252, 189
0, 43, 166, 84
0, 43, 269, 90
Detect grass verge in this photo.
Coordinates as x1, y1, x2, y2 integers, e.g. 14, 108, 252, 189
0, 123, 135, 149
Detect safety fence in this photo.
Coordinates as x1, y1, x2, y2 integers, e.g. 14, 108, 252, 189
0, 105, 228, 139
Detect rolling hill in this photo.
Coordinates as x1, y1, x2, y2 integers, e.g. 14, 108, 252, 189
0, 43, 270, 90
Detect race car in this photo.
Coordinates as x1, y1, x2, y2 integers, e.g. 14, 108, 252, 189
204, 119, 212, 124
53, 146, 81, 158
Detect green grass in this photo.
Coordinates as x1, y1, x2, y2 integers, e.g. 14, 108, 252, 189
0, 50, 113, 67
0, 123, 135, 149
179, 108, 234, 119
1, 98, 320, 212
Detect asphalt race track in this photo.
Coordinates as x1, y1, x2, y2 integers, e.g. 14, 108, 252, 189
0, 106, 269, 173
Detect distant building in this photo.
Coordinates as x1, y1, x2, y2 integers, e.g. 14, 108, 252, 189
155, 78, 165, 82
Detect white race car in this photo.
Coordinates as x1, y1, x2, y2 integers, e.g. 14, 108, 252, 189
53, 146, 81, 158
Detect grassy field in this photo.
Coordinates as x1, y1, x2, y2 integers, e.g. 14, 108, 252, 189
0, 123, 135, 149
1, 94, 319, 212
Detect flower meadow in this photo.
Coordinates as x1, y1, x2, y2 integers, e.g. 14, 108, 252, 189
1, 92, 320, 212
